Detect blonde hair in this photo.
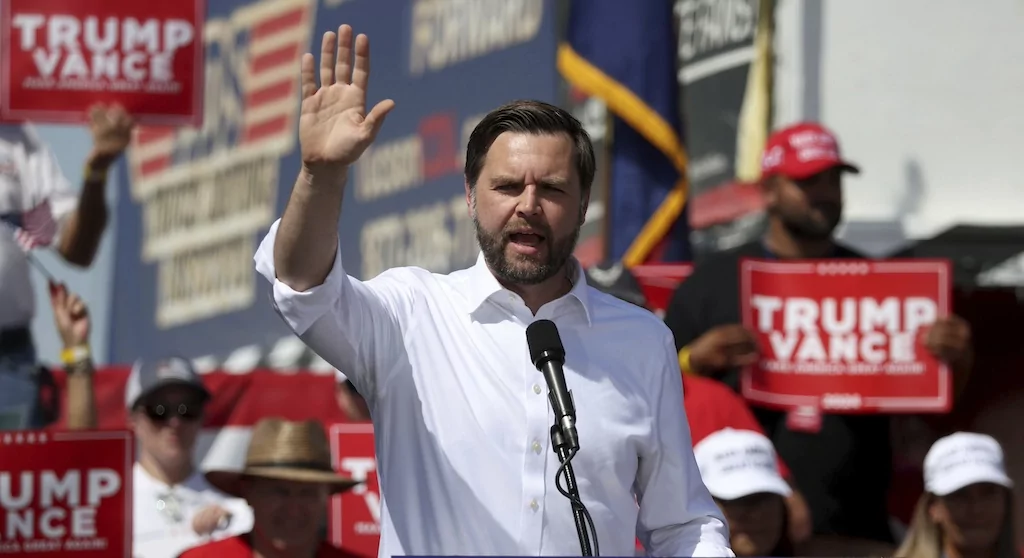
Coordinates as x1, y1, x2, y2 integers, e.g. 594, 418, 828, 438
895, 489, 1017, 558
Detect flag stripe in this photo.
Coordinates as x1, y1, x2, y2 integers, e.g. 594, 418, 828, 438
250, 8, 305, 40
246, 81, 295, 107
250, 43, 302, 74
243, 115, 291, 143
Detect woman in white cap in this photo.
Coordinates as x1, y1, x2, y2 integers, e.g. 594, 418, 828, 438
694, 428, 796, 556
896, 432, 1017, 558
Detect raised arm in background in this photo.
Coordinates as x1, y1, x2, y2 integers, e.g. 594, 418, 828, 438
49, 283, 96, 429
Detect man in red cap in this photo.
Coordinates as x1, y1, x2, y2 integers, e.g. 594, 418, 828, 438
663, 122, 973, 545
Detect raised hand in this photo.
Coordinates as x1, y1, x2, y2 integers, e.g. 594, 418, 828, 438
86, 103, 135, 170
49, 282, 90, 348
299, 25, 395, 173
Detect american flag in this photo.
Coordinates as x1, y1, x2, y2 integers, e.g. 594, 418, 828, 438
129, 0, 315, 184
0, 198, 57, 252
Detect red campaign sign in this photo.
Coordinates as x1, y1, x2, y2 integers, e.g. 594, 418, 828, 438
328, 423, 380, 558
739, 258, 953, 414
630, 263, 693, 316
1, 0, 205, 125
0, 430, 133, 557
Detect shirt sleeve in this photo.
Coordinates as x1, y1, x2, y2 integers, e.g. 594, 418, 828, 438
253, 219, 417, 405
635, 330, 734, 557
22, 132, 78, 239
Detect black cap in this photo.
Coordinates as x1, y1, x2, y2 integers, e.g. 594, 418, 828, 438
584, 262, 648, 308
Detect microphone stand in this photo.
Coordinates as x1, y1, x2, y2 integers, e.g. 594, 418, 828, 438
550, 424, 593, 556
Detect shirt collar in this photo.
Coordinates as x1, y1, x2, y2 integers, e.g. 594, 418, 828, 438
463, 252, 593, 325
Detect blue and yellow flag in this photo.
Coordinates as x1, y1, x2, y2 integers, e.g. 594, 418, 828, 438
559, 0, 691, 265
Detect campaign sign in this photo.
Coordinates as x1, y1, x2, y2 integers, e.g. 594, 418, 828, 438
329, 423, 380, 558
0, 0, 205, 125
630, 263, 693, 316
0, 430, 133, 557
739, 258, 953, 414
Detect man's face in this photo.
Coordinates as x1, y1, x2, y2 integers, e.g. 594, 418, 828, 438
244, 477, 329, 549
765, 167, 843, 240
130, 385, 205, 468
466, 132, 587, 285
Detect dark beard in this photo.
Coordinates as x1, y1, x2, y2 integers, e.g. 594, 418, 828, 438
778, 204, 841, 240
474, 215, 582, 285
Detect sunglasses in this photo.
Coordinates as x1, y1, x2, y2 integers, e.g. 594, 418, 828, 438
142, 401, 204, 423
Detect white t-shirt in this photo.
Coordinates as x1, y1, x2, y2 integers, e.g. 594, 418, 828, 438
0, 123, 78, 329
132, 463, 253, 558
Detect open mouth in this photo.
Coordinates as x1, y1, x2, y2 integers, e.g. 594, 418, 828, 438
509, 232, 545, 246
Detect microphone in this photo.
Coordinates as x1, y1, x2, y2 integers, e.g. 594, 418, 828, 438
526, 319, 579, 451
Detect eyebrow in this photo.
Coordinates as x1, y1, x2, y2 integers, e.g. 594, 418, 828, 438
489, 175, 570, 187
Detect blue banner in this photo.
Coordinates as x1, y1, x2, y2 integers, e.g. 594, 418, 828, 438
109, 0, 558, 363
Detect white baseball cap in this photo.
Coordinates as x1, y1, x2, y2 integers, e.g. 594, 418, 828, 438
924, 432, 1013, 496
694, 428, 792, 501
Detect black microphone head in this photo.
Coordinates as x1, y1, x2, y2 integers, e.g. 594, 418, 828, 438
526, 319, 565, 367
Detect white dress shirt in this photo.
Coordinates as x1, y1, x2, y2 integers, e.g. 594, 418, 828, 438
132, 463, 253, 558
254, 219, 733, 557
0, 124, 78, 328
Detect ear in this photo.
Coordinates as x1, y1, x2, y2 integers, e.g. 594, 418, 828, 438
465, 179, 475, 218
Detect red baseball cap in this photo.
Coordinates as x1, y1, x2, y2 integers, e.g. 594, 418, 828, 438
760, 122, 860, 180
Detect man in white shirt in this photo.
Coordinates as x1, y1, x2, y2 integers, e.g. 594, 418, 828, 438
126, 357, 254, 558
0, 105, 132, 429
255, 25, 733, 557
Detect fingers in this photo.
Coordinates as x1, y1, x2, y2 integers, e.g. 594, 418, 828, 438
335, 24, 353, 86
319, 31, 337, 87
68, 293, 87, 319
49, 281, 65, 306
351, 32, 370, 91
300, 53, 316, 99
364, 99, 396, 137
110, 103, 134, 131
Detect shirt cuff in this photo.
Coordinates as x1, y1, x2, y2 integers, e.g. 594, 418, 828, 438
253, 218, 345, 335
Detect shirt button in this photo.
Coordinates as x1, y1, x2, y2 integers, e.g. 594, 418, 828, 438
533, 384, 542, 394
532, 440, 542, 454
530, 499, 539, 512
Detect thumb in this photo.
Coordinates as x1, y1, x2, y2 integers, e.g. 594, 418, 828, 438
364, 99, 395, 138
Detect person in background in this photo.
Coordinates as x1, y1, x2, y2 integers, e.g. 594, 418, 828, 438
695, 428, 897, 557
335, 370, 370, 421
0, 106, 132, 429
896, 432, 1018, 558
179, 418, 363, 558
663, 122, 973, 544
127, 357, 254, 558
583, 261, 813, 544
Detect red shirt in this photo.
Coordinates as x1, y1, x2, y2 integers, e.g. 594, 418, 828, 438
178, 535, 363, 558
682, 374, 792, 479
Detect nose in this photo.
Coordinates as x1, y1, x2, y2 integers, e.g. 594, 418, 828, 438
515, 184, 541, 216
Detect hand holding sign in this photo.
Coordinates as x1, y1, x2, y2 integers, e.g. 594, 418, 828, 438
299, 25, 395, 174
922, 315, 971, 366
688, 324, 760, 376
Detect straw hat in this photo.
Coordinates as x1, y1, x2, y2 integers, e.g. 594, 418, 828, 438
206, 418, 361, 497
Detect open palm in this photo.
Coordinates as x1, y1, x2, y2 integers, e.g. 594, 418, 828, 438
299, 25, 395, 170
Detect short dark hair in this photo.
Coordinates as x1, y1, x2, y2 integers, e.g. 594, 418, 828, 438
464, 100, 595, 193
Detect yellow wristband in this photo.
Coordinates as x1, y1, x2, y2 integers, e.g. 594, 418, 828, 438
84, 164, 107, 183
679, 346, 695, 376
61, 345, 91, 366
